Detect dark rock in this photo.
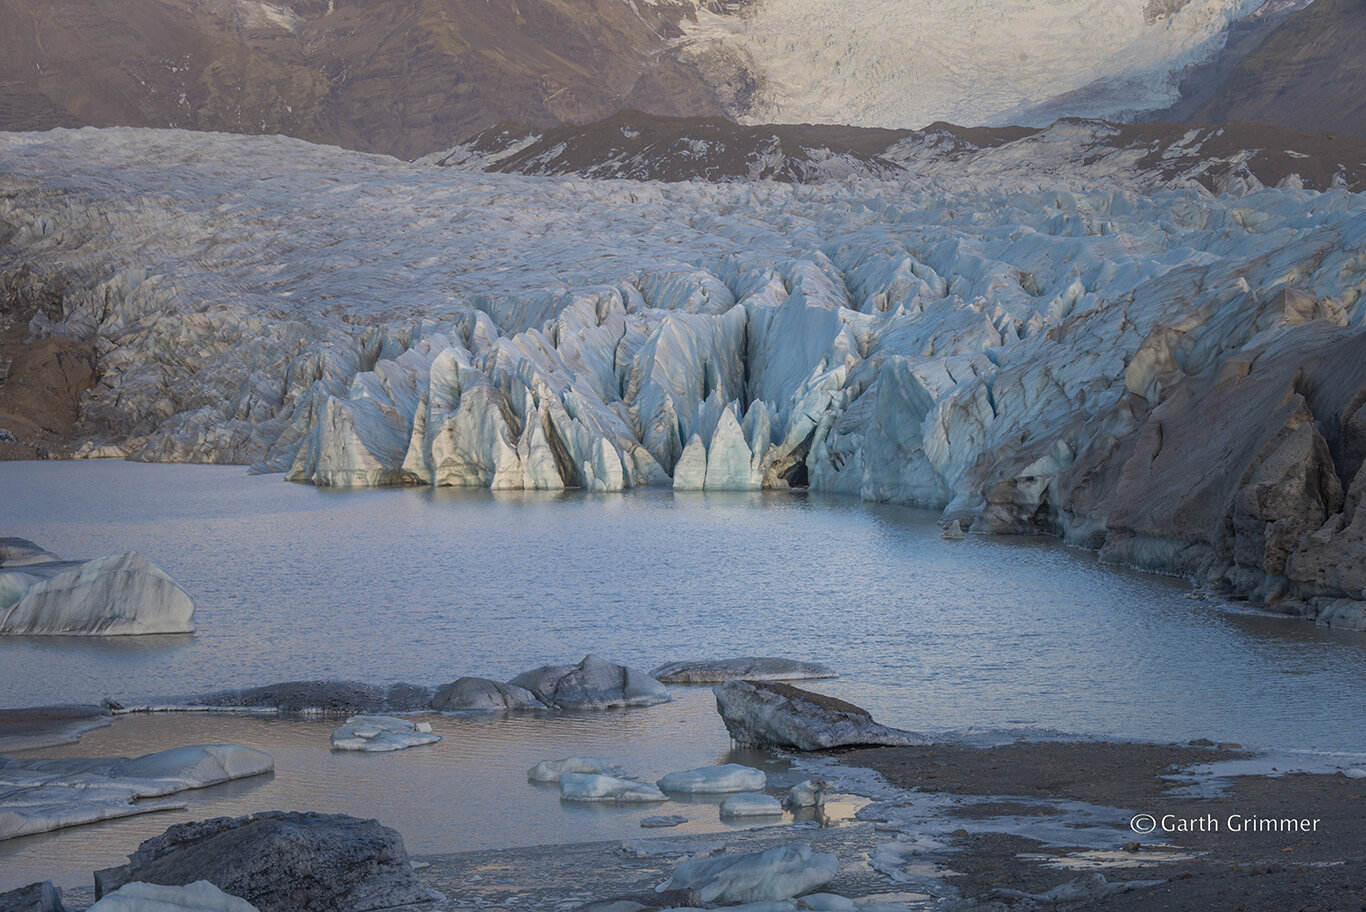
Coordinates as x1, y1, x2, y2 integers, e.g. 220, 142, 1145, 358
93, 811, 440, 912
0, 882, 66, 912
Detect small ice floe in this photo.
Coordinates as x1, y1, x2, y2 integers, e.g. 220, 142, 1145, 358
657, 764, 766, 793
783, 779, 826, 809
941, 520, 966, 540
641, 815, 689, 828
529, 757, 630, 782
656, 842, 838, 903
1344, 768, 1366, 779
560, 772, 667, 802
1019, 847, 1203, 870
868, 836, 951, 883
329, 715, 441, 752
88, 879, 260, 911
719, 793, 784, 818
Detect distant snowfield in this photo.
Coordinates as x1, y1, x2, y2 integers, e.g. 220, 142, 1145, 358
688, 0, 1267, 127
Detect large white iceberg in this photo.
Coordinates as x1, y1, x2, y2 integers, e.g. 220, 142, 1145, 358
329, 715, 441, 752
656, 842, 838, 903
0, 744, 273, 840
657, 763, 766, 794
0, 542, 195, 636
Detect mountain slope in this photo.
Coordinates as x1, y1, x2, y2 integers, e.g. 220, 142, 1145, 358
0, 0, 742, 160
1187, 0, 1366, 139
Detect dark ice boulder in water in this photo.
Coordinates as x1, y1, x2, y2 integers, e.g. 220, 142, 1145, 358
712, 681, 925, 750
509, 655, 669, 710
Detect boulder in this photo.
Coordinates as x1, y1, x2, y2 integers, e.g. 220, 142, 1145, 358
712, 681, 925, 750
718, 793, 784, 818
330, 716, 441, 752
655, 843, 838, 903
656, 764, 766, 794
93, 811, 441, 912
649, 658, 837, 684
559, 772, 668, 802
509, 655, 670, 710
0, 881, 67, 912
88, 881, 259, 912
528, 757, 629, 782
0, 551, 195, 635
431, 677, 548, 712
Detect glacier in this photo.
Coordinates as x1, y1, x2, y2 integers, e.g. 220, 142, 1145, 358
683, 0, 1280, 129
2, 126, 1366, 625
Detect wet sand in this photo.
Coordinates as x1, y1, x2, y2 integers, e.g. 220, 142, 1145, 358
414, 740, 1366, 912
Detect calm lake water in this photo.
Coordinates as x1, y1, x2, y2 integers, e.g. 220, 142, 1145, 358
4, 460, 1366, 890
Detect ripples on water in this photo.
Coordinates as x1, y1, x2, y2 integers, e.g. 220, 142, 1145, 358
3, 461, 1366, 889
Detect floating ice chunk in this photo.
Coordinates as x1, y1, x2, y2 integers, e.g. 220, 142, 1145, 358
529, 757, 630, 782
650, 658, 837, 684
941, 520, 966, 540
330, 715, 442, 752
783, 780, 827, 809
658, 764, 766, 794
510, 654, 670, 710
88, 880, 260, 912
656, 842, 838, 903
641, 815, 689, 828
560, 772, 668, 802
0, 551, 196, 635
618, 840, 724, 859
713, 681, 925, 750
719, 793, 783, 818
797, 895, 854, 912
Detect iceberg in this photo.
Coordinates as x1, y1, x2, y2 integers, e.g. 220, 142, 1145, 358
0, 543, 195, 636
560, 773, 668, 803
88, 881, 260, 912
528, 757, 630, 783
656, 764, 767, 794
713, 681, 925, 750
655, 843, 838, 903
329, 715, 441, 752
510, 655, 670, 710
718, 793, 784, 818
0, 745, 273, 841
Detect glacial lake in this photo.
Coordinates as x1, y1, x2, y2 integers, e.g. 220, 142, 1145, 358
5, 460, 1366, 891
